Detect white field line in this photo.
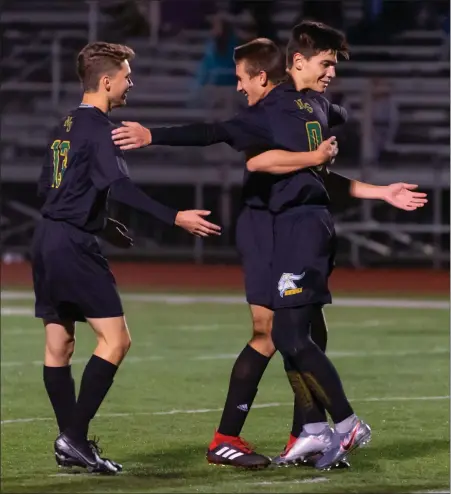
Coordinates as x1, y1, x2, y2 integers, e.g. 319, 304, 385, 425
1, 347, 448, 368
0, 317, 440, 334
410, 491, 450, 494
1, 307, 34, 316
1, 395, 449, 425
247, 477, 329, 486
192, 348, 449, 360
1, 291, 448, 309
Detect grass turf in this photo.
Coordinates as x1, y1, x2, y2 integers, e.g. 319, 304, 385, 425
1, 295, 449, 493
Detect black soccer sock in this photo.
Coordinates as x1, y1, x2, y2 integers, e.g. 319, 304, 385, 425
65, 355, 118, 441
310, 306, 328, 354
43, 365, 77, 433
273, 306, 354, 424
217, 344, 271, 437
286, 307, 330, 437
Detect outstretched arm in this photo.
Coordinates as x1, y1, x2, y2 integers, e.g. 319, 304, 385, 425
325, 172, 428, 211
93, 126, 222, 237
109, 178, 222, 237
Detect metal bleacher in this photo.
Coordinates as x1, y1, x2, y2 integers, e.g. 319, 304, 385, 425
1, 1, 449, 172
1, 0, 449, 266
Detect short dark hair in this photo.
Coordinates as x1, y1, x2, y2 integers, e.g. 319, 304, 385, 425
286, 21, 349, 68
77, 41, 135, 91
233, 38, 287, 84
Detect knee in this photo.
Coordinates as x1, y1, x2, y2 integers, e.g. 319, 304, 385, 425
98, 331, 131, 362
250, 313, 275, 356
46, 334, 75, 363
252, 312, 272, 337
272, 308, 314, 357
310, 306, 328, 352
113, 333, 132, 359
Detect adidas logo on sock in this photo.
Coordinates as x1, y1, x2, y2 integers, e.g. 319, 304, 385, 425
237, 404, 249, 412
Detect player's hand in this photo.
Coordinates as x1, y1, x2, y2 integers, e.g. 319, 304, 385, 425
175, 210, 222, 237
101, 218, 134, 248
314, 136, 339, 166
112, 122, 151, 150
382, 183, 428, 211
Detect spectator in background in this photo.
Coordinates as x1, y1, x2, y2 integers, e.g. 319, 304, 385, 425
363, 0, 383, 24
189, 11, 243, 107
370, 78, 399, 163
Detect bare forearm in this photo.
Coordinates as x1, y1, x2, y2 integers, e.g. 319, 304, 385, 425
247, 149, 322, 174
350, 180, 386, 200
325, 172, 386, 201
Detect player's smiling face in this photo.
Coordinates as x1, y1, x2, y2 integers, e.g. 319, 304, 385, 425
235, 61, 267, 106
106, 60, 134, 109
293, 50, 337, 93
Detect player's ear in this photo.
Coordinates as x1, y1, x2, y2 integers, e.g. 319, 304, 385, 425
292, 53, 304, 71
101, 75, 111, 92
259, 71, 268, 86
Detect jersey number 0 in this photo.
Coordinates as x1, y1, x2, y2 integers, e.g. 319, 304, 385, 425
305, 121, 323, 150
51, 140, 70, 188
305, 121, 326, 172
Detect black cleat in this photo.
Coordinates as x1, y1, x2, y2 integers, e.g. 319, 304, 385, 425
88, 437, 122, 472
207, 432, 271, 469
54, 433, 118, 474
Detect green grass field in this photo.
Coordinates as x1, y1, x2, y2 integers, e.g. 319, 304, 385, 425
1, 292, 449, 494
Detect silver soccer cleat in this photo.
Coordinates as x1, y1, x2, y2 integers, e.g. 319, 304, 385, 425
273, 426, 334, 465
315, 417, 372, 470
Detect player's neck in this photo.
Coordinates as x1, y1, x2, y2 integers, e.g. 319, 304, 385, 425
262, 83, 277, 98
287, 71, 309, 92
81, 93, 109, 114
291, 78, 309, 92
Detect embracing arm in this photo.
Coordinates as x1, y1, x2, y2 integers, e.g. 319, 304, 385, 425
246, 136, 338, 174
111, 121, 232, 150
112, 108, 270, 152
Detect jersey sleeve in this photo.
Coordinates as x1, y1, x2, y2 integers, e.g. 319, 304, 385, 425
37, 127, 59, 198
91, 124, 130, 190
220, 106, 273, 152
37, 145, 53, 198
151, 122, 232, 146
328, 104, 348, 127
311, 93, 348, 128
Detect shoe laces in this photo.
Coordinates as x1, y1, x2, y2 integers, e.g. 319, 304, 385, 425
230, 436, 254, 454
88, 436, 103, 455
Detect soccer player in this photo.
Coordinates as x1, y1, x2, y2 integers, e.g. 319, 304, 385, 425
33, 41, 222, 474
111, 29, 427, 470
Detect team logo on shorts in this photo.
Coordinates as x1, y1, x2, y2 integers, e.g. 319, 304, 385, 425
278, 272, 305, 298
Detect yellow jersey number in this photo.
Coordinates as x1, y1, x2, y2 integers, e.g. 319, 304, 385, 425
305, 121, 326, 173
50, 140, 70, 188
